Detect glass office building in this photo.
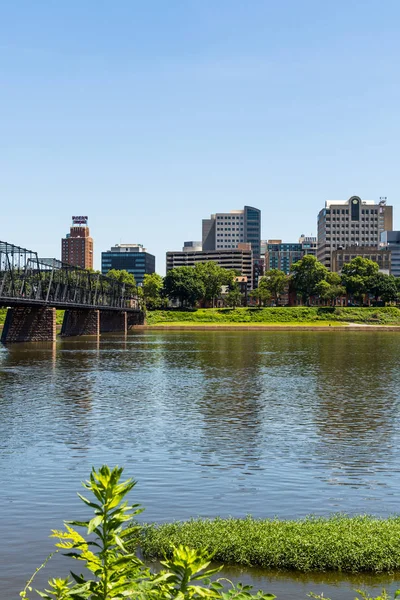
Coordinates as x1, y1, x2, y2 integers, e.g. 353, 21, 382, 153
101, 244, 155, 285
380, 231, 400, 277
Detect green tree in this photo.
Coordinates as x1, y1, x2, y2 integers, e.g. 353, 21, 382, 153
164, 267, 205, 307
315, 279, 346, 305
250, 278, 272, 307
142, 273, 164, 309
290, 255, 329, 305
367, 272, 399, 304
195, 262, 235, 307
224, 284, 243, 308
341, 257, 379, 304
106, 269, 136, 288
262, 269, 287, 305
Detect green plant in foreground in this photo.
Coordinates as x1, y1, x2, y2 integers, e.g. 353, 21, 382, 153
21, 466, 400, 600
22, 466, 276, 600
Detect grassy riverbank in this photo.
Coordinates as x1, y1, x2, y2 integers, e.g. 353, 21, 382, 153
139, 516, 400, 573
146, 307, 400, 326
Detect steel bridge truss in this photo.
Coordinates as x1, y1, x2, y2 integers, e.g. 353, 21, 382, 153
0, 240, 138, 309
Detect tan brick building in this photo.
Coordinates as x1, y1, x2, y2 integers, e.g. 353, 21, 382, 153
331, 246, 391, 274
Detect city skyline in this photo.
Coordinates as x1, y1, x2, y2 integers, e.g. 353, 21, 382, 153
55, 194, 397, 281
4, 193, 398, 278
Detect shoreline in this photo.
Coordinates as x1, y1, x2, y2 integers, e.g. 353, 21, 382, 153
1, 324, 399, 336
140, 323, 400, 331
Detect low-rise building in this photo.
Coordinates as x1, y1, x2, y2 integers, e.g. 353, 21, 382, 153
331, 246, 391, 274
101, 244, 155, 285
166, 243, 253, 289
182, 241, 202, 252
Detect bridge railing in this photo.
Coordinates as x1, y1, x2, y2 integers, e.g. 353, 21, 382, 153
0, 241, 139, 309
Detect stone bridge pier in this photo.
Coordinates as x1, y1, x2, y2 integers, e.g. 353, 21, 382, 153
61, 309, 144, 337
1, 307, 146, 343
127, 311, 145, 328
99, 310, 145, 333
100, 310, 127, 334
61, 309, 100, 337
1, 306, 56, 343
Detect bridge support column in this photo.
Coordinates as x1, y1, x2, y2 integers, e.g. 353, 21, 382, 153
1, 307, 56, 343
100, 311, 127, 334
127, 310, 146, 328
61, 309, 99, 337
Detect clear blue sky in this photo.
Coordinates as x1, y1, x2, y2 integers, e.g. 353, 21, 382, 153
1, 0, 399, 273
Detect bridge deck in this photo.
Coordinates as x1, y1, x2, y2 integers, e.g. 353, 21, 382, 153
0, 298, 140, 311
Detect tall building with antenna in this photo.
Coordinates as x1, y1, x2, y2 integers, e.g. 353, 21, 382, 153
317, 196, 393, 269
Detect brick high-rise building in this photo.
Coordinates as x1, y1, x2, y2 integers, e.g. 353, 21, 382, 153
61, 216, 94, 269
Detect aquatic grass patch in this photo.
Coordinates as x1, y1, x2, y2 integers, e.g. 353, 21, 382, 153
139, 515, 400, 573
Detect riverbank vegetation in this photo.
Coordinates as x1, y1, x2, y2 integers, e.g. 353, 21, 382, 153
139, 516, 400, 574
22, 465, 274, 600
19, 465, 400, 600
146, 306, 400, 326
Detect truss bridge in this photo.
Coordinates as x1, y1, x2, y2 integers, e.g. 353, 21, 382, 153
0, 240, 144, 343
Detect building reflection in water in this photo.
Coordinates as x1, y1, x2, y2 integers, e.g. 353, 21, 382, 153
54, 338, 101, 454
311, 332, 400, 486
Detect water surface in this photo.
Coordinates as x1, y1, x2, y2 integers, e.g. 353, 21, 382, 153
1, 330, 400, 599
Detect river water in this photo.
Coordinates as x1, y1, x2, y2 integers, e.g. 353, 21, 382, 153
1, 330, 400, 599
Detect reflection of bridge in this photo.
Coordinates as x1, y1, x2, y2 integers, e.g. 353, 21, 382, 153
0, 240, 145, 343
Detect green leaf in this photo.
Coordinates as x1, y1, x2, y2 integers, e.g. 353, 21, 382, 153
77, 493, 102, 511
87, 515, 103, 534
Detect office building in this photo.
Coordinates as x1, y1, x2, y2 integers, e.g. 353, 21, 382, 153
202, 206, 261, 259
261, 235, 317, 276
166, 243, 253, 289
380, 231, 400, 277
317, 196, 393, 269
265, 240, 303, 275
101, 244, 155, 285
299, 235, 317, 256
61, 216, 94, 269
332, 246, 391, 274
